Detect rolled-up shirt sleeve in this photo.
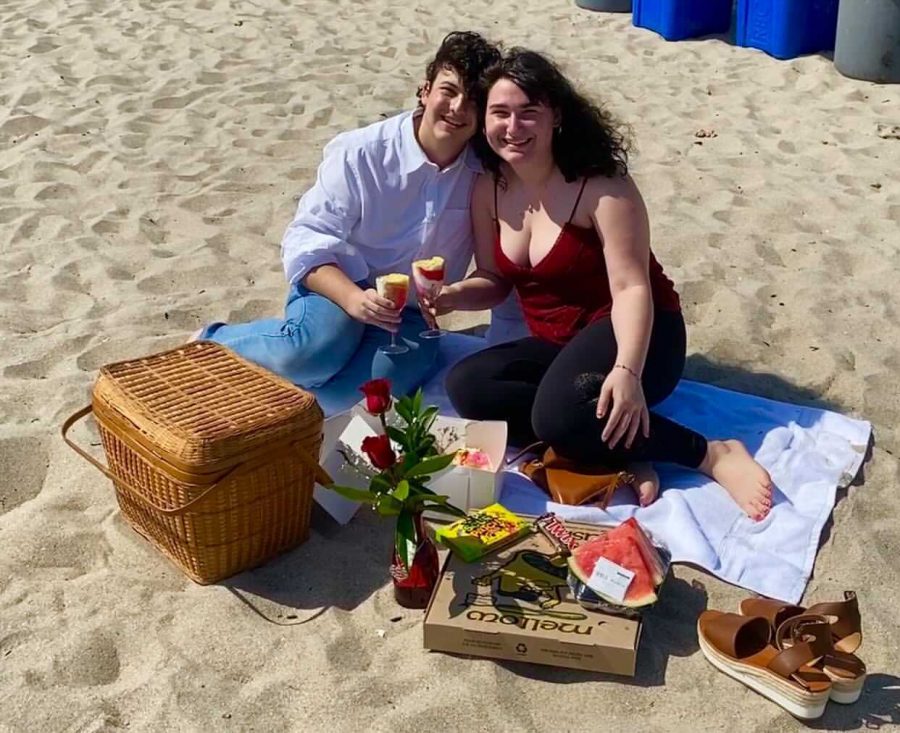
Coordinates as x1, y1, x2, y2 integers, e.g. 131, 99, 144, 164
280, 140, 369, 286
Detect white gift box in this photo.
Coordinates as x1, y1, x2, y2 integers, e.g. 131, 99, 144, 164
424, 415, 508, 521
313, 411, 378, 525
314, 401, 508, 524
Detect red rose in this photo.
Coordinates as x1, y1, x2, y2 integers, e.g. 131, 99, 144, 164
361, 434, 396, 470
360, 378, 392, 415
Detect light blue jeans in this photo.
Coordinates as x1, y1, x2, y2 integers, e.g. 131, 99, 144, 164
200, 283, 439, 414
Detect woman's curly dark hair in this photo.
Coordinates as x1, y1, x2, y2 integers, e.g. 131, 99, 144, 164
473, 49, 631, 182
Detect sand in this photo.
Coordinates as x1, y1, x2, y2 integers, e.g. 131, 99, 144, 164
1, 0, 899, 730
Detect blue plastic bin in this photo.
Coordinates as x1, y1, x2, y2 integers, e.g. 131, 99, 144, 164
736, 0, 840, 59
633, 0, 732, 41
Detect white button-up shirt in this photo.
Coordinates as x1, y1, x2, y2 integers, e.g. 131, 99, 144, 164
280, 110, 527, 337
282, 111, 479, 288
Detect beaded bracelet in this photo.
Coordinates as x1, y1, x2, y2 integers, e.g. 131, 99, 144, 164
613, 363, 640, 379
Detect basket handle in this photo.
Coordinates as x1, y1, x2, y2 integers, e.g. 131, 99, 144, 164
62, 404, 335, 516
61, 404, 223, 514
62, 405, 121, 483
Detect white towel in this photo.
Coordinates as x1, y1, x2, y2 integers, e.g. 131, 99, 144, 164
420, 333, 871, 604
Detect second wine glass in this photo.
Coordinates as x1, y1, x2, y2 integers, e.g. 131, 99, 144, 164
412, 256, 446, 339
375, 274, 410, 355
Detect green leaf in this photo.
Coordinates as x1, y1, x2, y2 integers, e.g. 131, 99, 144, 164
386, 426, 408, 450
409, 481, 435, 496
404, 452, 456, 478
399, 452, 419, 472
417, 502, 466, 519
421, 406, 439, 432
326, 484, 379, 503
412, 388, 423, 416
370, 473, 392, 495
376, 494, 403, 516
395, 510, 415, 570
394, 398, 413, 424
392, 479, 410, 502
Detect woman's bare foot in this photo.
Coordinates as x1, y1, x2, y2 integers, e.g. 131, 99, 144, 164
699, 439, 773, 521
629, 462, 660, 507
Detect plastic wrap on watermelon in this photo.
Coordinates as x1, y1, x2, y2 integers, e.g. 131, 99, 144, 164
568, 519, 671, 618
557, 516, 671, 619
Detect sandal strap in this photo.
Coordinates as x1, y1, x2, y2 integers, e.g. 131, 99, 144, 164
741, 597, 804, 629
806, 590, 861, 648
768, 615, 833, 683
822, 649, 867, 678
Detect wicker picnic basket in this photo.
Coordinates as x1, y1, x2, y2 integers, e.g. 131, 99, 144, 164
62, 341, 333, 584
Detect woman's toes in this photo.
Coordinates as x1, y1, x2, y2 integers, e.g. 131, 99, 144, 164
637, 482, 657, 507
628, 462, 660, 507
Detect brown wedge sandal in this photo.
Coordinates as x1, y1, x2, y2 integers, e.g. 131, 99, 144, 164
739, 592, 865, 704
774, 614, 866, 704
698, 610, 833, 720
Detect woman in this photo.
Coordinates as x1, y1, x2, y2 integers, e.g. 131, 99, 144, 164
428, 49, 773, 519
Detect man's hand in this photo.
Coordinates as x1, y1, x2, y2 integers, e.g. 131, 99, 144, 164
345, 288, 403, 332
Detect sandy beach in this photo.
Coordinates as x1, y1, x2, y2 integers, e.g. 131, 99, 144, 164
1, 0, 899, 730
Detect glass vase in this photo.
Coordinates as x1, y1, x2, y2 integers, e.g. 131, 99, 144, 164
390, 512, 439, 609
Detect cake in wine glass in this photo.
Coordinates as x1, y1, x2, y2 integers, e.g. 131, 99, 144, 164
412, 256, 445, 339
375, 273, 410, 354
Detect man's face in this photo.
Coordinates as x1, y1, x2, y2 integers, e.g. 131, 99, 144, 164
418, 67, 477, 145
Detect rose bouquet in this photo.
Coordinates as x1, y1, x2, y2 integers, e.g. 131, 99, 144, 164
327, 379, 464, 600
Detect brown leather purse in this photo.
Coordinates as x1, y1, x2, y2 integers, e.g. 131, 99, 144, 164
517, 444, 634, 508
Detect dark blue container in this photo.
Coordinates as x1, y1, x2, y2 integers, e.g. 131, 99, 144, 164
735, 0, 840, 59
632, 0, 732, 41
576, 0, 632, 10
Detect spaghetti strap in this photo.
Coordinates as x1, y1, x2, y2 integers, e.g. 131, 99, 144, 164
567, 178, 589, 223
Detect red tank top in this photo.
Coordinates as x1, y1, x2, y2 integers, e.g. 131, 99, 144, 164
494, 179, 681, 346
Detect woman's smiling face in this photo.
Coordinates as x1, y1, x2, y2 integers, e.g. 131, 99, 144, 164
484, 78, 557, 166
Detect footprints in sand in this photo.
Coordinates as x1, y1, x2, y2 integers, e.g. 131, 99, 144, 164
4, 334, 93, 380
14, 526, 109, 578
0, 435, 49, 514
151, 89, 209, 110
0, 114, 49, 139
51, 632, 121, 687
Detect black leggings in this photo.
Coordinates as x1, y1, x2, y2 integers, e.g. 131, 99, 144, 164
446, 310, 707, 469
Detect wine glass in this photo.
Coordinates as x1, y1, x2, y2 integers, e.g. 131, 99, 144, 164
376, 274, 410, 355
412, 256, 446, 339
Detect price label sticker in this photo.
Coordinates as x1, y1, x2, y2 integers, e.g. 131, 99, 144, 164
587, 557, 635, 603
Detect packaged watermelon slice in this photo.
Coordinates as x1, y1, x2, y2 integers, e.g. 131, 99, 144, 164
566, 519, 671, 618
622, 517, 667, 587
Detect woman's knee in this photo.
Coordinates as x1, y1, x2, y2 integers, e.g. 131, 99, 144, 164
531, 373, 606, 459
276, 317, 364, 386
445, 357, 485, 417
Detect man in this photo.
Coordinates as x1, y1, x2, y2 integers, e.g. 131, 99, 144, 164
197, 32, 525, 409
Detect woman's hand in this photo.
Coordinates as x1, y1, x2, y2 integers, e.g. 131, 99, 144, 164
418, 285, 457, 327
596, 367, 650, 450
345, 288, 402, 332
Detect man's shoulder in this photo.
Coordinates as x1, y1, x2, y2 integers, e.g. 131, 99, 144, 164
324, 112, 410, 161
